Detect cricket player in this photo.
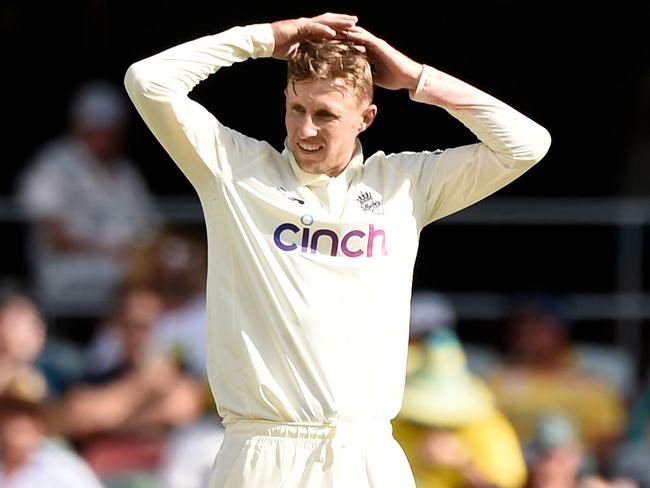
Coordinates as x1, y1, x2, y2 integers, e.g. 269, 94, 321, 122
125, 12, 550, 487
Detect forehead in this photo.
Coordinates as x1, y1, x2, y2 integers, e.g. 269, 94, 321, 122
286, 78, 362, 107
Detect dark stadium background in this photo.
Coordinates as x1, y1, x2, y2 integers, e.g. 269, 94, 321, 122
2, 1, 649, 371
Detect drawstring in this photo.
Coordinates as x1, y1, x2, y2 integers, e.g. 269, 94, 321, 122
316, 423, 339, 468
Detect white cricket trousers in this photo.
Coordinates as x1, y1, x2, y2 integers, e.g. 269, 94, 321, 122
209, 419, 416, 487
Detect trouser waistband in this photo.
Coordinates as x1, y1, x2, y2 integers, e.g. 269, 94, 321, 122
224, 419, 392, 442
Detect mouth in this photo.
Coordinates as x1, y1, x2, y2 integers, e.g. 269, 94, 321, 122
297, 141, 324, 153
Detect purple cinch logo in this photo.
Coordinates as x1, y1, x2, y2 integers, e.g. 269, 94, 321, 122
273, 215, 387, 257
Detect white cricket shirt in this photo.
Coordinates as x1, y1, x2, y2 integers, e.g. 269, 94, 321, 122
125, 23, 550, 427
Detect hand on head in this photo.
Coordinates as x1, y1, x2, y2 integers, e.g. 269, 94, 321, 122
341, 26, 422, 91
272, 13, 422, 92
271, 13, 358, 60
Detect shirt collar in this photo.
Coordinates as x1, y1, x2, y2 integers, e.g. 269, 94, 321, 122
282, 139, 365, 187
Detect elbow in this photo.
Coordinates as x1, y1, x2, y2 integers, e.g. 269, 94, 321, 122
527, 125, 552, 165
123, 61, 147, 99
509, 124, 551, 169
124, 59, 165, 101
124, 59, 180, 104
532, 125, 551, 163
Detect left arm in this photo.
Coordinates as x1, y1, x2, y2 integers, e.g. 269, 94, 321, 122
344, 26, 551, 224
344, 25, 550, 159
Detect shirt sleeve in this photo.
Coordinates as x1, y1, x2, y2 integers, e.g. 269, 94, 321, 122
124, 24, 275, 192
401, 65, 551, 227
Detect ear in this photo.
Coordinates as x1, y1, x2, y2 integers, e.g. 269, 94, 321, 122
358, 104, 378, 134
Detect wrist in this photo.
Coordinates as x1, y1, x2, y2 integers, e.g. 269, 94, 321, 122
402, 63, 424, 92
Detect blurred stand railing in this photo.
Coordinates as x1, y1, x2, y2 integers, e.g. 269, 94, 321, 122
2, 196, 649, 359
440, 197, 649, 367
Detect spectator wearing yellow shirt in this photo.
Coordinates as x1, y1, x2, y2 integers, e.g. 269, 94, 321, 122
394, 327, 527, 488
487, 294, 626, 467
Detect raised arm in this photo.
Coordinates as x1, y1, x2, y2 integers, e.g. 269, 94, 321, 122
271, 13, 358, 59
344, 26, 551, 224
124, 14, 358, 190
124, 23, 276, 188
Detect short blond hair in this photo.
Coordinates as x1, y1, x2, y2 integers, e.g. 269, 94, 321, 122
287, 39, 374, 103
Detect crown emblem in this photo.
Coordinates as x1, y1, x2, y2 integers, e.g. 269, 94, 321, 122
357, 191, 373, 205
357, 190, 383, 214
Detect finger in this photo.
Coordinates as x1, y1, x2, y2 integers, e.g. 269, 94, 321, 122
315, 13, 358, 30
342, 25, 373, 41
345, 25, 369, 34
318, 12, 358, 23
343, 27, 387, 56
303, 22, 338, 38
341, 26, 374, 45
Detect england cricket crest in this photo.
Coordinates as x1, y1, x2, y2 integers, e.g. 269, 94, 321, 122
357, 190, 384, 215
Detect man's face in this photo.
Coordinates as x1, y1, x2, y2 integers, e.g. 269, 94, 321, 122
117, 290, 162, 360
285, 77, 376, 177
0, 298, 45, 362
77, 125, 125, 163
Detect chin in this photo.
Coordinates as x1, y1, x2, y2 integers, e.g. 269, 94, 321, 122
294, 153, 323, 173
297, 160, 324, 175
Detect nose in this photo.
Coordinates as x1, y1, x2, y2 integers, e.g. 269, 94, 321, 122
297, 116, 318, 139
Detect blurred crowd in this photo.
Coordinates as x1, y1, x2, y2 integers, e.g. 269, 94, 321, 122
1, 79, 650, 487
1, 79, 222, 488
396, 291, 648, 488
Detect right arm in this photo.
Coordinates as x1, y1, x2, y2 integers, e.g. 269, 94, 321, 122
124, 13, 358, 189
124, 24, 276, 189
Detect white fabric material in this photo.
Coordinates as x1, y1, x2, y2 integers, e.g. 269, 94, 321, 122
0, 439, 104, 488
125, 21, 549, 425
125, 21, 550, 485
210, 420, 414, 487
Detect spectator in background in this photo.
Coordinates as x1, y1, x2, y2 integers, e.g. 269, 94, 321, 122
609, 381, 650, 487
0, 279, 89, 400
91, 226, 209, 381
114, 228, 224, 488
406, 291, 456, 376
487, 293, 626, 469
16, 79, 160, 320
525, 413, 596, 488
408, 290, 502, 381
0, 394, 103, 488
393, 293, 527, 488
53, 285, 205, 436
49, 284, 205, 484
0, 284, 49, 402
156, 416, 225, 488
138, 227, 208, 380
525, 414, 636, 488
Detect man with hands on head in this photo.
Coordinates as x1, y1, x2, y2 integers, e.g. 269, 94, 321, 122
125, 12, 550, 488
